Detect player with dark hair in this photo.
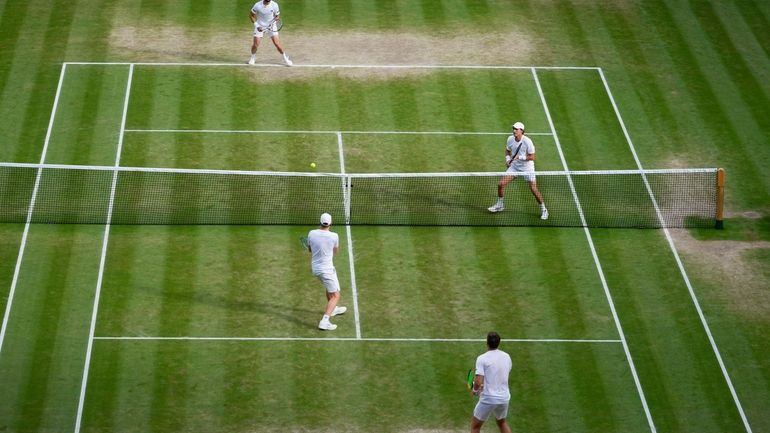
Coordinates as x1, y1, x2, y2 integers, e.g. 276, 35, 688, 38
470, 332, 513, 433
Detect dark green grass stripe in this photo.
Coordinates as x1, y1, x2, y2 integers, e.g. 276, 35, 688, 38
648, 1, 770, 206
0, 0, 31, 99
734, 0, 770, 61
6, 0, 76, 163
595, 230, 745, 431
373, 0, 401, 30
148, 229, 197, 431
12, 231, 74, 432
690, 1, 770, 136
470, 228, 553, 430
596, 6, 690, 154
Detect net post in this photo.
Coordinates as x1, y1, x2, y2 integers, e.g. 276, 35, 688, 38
715, 168, 725, 229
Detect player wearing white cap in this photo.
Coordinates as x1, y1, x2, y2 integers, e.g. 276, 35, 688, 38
307, 213, 346, 330
248, 0, 292, 66
488, 122, 548, 220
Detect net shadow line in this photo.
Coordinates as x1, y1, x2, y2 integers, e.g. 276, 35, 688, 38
532, 68, 657, 433
597, 67, 753, 433
74, 63, 134, 433
0, 63, 68, 357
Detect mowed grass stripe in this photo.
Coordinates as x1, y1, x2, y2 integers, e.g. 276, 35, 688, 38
646, 1, 769, 206
590, 230, 746, 432
45, 65, 130, 166
0, 226, 104, 432
0, 0, 76, 163
534, 70, 638, 170
733, 0, 770, 61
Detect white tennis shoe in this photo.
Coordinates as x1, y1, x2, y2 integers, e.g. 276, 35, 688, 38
541, 208, 549, 220
318, 319, 337, 331
283, 54, 293, 66
488, 204, 504, 213
332, 306, 347, 316
248, 57, 256, 65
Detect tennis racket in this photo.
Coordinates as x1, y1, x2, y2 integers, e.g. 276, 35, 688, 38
257, 18, 283, 33
299, 236, 309, 250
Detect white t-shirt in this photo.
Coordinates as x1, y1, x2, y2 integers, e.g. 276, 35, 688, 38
475, 349, 512, 404
506, 134, 535, 170
307, 229, 338, 273
251, 1, 280, 26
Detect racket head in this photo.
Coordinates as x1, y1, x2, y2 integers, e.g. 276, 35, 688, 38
273, 18, 283, 31
466, 368, 474, 390
299, 236, 309, 250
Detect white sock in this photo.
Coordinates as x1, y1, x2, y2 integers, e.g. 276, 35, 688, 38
250, 54, 256, 60
322, 314, 330, 322
497, 198, 504, 206
540, 203, 546, 210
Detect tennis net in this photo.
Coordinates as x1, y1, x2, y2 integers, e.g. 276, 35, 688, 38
0, 163, 722, 228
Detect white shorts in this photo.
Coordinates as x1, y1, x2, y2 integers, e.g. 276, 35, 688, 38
253, 24, 278, 38
314, 269, 340, 293
473, 401, 509, 422
506, 163, 536, 183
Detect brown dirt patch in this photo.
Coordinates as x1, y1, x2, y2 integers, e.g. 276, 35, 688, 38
670, 228, 770, 321
108, 24, 535, 81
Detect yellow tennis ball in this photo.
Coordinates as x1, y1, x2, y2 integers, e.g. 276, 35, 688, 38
310, 162, 316, 168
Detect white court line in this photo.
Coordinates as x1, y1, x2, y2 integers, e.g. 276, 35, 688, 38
93, 336, 621, 343
598, 68, 752, 433
74, 63, 134, 433
0, 64, 68, 356
124, 128, 553, 136
532, 68, 657, 433
336, 132, 362, 339
65, 61, 600, 71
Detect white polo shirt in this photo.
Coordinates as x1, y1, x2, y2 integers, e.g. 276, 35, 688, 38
506, 134, 535, 171
475, 349, 512, 404
307, 229, 338, 274
251, 1, 280, 27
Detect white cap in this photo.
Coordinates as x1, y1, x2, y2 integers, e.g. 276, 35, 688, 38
512, 122, 525, 130
320, 213, 332, 226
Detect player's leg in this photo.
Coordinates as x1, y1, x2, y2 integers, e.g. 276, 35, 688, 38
527, 178, 548, 220
493, 403, 512, 433
495, 418, 512, 433
270, 34, 292, 66
318, 272, 343, 330
489, 175, 515, 212
471, 401, 492, 433
249, 35, 263, 64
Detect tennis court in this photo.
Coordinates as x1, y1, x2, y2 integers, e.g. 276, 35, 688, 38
0, 58, 757, 433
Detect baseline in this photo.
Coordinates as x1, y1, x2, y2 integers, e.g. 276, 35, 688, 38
65, 61, 600, 71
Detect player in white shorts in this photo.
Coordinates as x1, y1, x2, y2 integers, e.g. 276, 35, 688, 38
470, 332, 513, 433
307, 213, 346, 330
248, 0, 292, 66
488, 122, 548, 220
